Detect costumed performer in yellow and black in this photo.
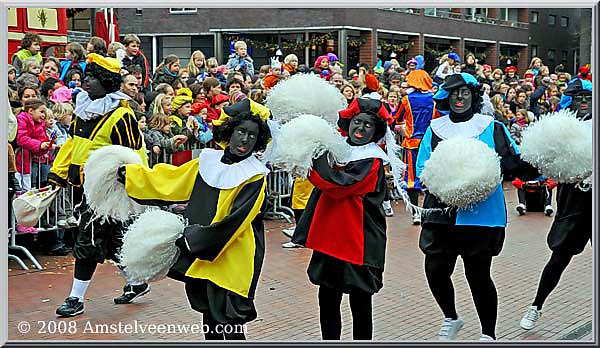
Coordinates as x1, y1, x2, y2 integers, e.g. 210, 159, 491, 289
118, 98, 272, 340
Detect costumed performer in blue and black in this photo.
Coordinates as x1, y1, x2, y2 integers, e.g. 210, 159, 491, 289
415, 73, 540, 341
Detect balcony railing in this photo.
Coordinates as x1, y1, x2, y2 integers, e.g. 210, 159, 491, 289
382, 8, 422, 15
379, 8, 529, 29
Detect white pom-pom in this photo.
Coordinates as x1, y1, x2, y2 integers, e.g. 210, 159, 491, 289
520, 109, 592, 183
119, 209, 186, 283
421, 137, 501, 208
265, 73, 346, 124
271, 114, 351, 177
83, 145, 146, 222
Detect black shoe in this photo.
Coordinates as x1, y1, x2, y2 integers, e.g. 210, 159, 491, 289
113, 283, 150, 304
516, 204, 527, 216
46, 246, 72, 256
56, 296, 84, 317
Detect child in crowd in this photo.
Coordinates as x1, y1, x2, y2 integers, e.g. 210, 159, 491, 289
169, 88, 198, 146
206, 58, 227, 88
187, 50, 207, 81
386, 88, 400, 118
146, 113, 188, 163
510, 109, 529, 145
15, 98, 52, 191
11, 32, 43, 75
283, 54, 299, 75
152, 55, 180, 89
190, 104, 213, 146
16, 57, 41, 90
263, 58, 286, 90
15, 99, 51, 233
226, 40, 255, 77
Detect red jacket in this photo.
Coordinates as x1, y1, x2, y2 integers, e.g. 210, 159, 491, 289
15, 111, 50, 174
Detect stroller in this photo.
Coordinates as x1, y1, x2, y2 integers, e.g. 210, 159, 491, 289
512, 177, 557, 216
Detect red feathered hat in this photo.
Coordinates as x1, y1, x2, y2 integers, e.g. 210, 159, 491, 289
364, 73, 380, 91
505, 66, 518, 73
337, 98, 393, 137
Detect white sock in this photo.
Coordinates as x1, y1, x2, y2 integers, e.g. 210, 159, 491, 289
128, 281, 144, 286
69, 278, 91, 302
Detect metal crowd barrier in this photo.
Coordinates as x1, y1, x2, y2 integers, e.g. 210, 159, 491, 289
10, 149, 78, 270
264, 168, 294, 223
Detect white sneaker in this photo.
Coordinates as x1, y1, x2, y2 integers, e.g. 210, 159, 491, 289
516, 203, 526, 216
479, 334, 495, 341
282, 241, 302, 248
281, 226, 295, 239
520, 306, 542, 330
437, 317, 464, 340
382, 200, 394, 217
544, 205, 554, 216
412, 212, 421, 225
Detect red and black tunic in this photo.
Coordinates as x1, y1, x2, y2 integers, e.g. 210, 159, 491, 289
292, 154, 387, 294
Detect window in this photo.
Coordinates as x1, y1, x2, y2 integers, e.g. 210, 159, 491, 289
500, 8, 519, 22
466, 8, 488, 21
423, 8, 452, 17
169, 8, 197, 14
548, 14, 556, 25
561, 50, 568, 65
547, 49, 556, 62
530, 11, 538, 23
560, 16, 569, 27
530, 45, 538, 58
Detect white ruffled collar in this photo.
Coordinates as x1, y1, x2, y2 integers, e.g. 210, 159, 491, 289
198, 148, 270, 189
342, 141, 388, 163
430, 113, 494, 140
75, 90, 131, 121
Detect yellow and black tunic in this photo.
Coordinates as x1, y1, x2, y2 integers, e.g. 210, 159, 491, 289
48, 100, 147, 188
123, 148, 269, 324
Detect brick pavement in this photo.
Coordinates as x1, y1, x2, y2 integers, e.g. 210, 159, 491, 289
8, 183, 594, 342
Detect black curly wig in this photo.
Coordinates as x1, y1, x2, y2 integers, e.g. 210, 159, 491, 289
434, 74, 484, 114
213, 111, 271, 152
86, 62, 122, 94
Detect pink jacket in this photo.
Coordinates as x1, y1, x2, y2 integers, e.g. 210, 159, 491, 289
15, 111, 49, 174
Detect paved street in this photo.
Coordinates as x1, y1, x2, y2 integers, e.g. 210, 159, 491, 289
8, 183, 593, 342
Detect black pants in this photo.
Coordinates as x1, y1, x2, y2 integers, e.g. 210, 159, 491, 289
203, 312, 246, 340
425, 254, 497, 339
531, 252, 574, 310
318, 286, 373, 340
293, 209, 304, 224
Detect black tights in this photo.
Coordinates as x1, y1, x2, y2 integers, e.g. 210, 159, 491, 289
74, 258, 97, 281
407, 189, 419, 213
203, 312, 246, 340
318, 286, 373, 340
532, 252, 574, 310
425, 254, 497, 339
